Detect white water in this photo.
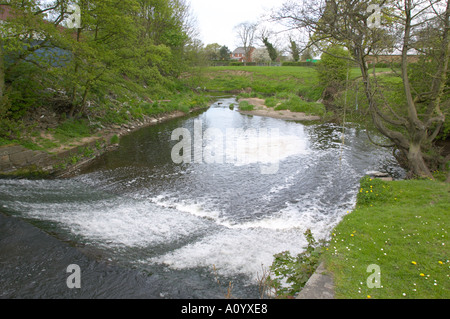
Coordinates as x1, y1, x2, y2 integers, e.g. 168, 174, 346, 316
0, 98, 405, 297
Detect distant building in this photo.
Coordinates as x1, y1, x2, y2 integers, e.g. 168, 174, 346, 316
230, 47, 256, 63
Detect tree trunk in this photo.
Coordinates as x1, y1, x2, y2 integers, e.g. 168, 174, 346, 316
407, 142, 433, 179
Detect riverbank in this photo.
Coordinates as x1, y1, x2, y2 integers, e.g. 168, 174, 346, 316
322, 177, 450, 299
0, 105, 209, 178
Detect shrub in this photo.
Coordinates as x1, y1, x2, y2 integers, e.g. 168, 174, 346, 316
238, 100, 254, 111
110, 134, 119, 144
269, 229, 323, 297
274, 95, 325, 116
316, 45, 351, 88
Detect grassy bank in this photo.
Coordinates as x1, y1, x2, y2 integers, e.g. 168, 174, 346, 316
324, 177, 450, 299
0, 91, 211, 153
199, 66, 324, 102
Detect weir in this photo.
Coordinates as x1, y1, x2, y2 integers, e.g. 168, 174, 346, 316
0, 96, 405, 298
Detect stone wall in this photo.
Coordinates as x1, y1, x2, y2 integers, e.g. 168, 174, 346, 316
0, 145, 55, 174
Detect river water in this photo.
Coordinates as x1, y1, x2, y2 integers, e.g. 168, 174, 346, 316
0, 96, 405, 298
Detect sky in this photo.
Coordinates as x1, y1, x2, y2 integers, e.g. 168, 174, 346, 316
189, 0, 289, 50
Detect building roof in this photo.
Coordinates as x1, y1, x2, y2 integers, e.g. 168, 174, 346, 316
233, 47, 255, 54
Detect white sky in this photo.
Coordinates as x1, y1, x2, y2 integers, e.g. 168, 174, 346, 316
189, 0, 289, 50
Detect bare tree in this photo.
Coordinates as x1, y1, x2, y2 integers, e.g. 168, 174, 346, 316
234, 21, 258, 65
272, 0, 449, 179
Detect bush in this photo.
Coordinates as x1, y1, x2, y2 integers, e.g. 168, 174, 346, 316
110, 134, 119, 144
269, 229, 323, 297
316, 45, 351, 88
238, 100, 254, 111
273, 94, 325, 116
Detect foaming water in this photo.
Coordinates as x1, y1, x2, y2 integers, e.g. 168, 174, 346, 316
0, 97, 405, 298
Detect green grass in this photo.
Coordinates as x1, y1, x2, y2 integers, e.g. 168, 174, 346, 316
324, 178, 450, 299
200, 66, 324, 101
238, 100, 255, 111
51, 119, 92, 143
272, 94, 326, 116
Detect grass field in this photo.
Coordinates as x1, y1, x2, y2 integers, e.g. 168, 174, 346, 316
199, 66, 325, 102
324, 177, 450, 299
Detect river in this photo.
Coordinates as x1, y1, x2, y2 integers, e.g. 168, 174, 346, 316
0, 96, 405, 298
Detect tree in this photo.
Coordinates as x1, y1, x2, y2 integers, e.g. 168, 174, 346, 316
258, 27, 278, 63
0, 0, 198, 126
253, 47, 271, 64
234, 21, 257, 65
204, 43, 221, 61
316, 45, 350, 88
272, 0, 450, 179
219, 45, 231, 60
288, 37, 300, 62
262, 37, 278, 62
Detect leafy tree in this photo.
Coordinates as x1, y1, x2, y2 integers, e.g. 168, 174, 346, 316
204, 43, 221, 61
272, 0, 450, 179
316, 45, 350, 88
289, 37, 300, 62
262, 37, 278, 62
219, 45, 231, 60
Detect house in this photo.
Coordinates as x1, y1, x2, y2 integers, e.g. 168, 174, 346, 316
230, 47, 256, 63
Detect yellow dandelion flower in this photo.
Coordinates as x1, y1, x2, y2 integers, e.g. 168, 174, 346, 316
438, 261, 443, 265
411, 261, 417, 265
367, 295, 372, 299
420, 273, 425, 277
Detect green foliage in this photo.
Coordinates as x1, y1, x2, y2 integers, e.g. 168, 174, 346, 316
262, 38, 278, 62
238, 100, 254, 111
200, 66, 323, 102
356, 176, 392, 207
269, 230, 323, 297
289, 39, 300, 62
0, 0, 196, 141
110, 134, 119, 144
316, 45, 351, 88
53, 119, 92, 142
274, 94, 325, 116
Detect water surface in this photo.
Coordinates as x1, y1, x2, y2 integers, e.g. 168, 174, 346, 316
0, 97, 404, 298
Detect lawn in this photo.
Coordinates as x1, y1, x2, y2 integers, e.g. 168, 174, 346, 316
324, 177, 450, 299
199, 66, 324, 102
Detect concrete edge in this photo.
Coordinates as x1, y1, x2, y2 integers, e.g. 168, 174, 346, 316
296, 262, 335, 299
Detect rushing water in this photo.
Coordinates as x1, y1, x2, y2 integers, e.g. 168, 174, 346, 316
0, 96, 405, 298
